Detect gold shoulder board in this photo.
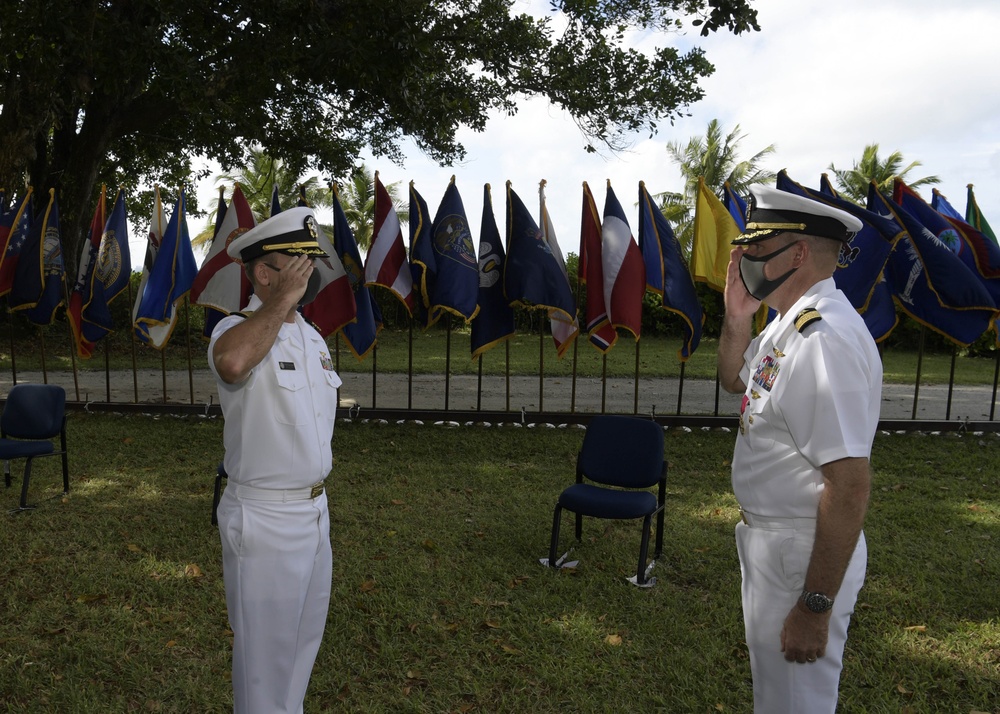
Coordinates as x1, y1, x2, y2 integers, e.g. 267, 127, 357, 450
794, 308, 822, 333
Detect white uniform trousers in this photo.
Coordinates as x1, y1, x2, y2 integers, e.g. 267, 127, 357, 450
218, 488, 333, 714
735, 520, 866, 714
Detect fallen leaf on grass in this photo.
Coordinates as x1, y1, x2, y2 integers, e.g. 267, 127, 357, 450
903, 625, 927, 632
481, 620, 500, 630
500, 643, 520, 654
421, 539, 437, 552
165, 640, 177, 648
184, 564, 203, 578
359, 579, 377, 593
604, 634, 622, 646
896, 683, 912, 696
967, 504, 984, 512
391, 499, 405, 506
127, 544, 141, 553
76, 593, 107, 604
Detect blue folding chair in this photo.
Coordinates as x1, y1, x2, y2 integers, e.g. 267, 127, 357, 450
545, 415, 667, 586
1, 384, 69, 511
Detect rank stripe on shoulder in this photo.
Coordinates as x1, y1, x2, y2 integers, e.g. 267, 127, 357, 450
795, 308, 822, 333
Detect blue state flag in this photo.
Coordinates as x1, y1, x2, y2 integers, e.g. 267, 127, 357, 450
819, 173, 839, 197
331, 184, 381, 359
895, 179, 1000, 306
270, 183, 283, 216
471, 184, 515, 358
504, 182, 577, 339
870, 184, 997, 346
638, 181, 703, 360
777, 171, 900, 320
409, 182, 435, 327
9, 188, 65, 325
722, 182, 747, 231
135, 188, 198, 347
931, 188, 963, 220
428, 178, 479, 325
0, 190, 34, 297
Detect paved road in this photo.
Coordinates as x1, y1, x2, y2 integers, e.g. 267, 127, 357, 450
3, 368, 998, 425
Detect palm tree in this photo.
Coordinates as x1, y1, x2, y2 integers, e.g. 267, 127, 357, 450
661, 119, 776, 250
334, 165, 408, 251
192, 148, 330, 248
828, 143, 940, 205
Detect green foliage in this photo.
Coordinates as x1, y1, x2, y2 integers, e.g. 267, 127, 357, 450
0, 417, 997, 711
0, 0, 760, 263
659, 119, 776, 252
828, 144, 941, 205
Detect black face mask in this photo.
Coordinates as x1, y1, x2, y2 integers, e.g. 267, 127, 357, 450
738, 241, 800, 301
299, 269, 322, 306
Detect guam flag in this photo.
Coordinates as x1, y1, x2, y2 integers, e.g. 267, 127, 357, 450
427, 177, 479, 325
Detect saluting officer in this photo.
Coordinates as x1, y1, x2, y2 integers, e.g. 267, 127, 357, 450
208, 206, 342, 714
718, 186, 882, 713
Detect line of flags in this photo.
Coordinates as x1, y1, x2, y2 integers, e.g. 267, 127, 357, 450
1, 175, 998, 361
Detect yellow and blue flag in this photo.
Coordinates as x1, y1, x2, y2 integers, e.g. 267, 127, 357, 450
0, 189, 34, 297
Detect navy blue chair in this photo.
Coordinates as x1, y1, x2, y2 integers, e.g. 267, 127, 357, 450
546, 415, 666, 586
1, 384, 69, 511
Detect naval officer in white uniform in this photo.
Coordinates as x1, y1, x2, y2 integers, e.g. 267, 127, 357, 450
718, 186, 882, 713
209, 206, 342, 714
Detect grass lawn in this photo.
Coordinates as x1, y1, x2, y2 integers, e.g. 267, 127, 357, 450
0, 415, 997, 712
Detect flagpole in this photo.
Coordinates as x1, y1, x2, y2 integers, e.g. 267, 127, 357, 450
570, 332, 579, 413
676, 361, 685, 416
103, 332, 111, 402
445, 314, 452, 411
633, 339, 640, 415
476, 355, 483, 412
39, 327, 47, 383
505, 339, 510, 413
185, 295, 194, 404
945, 344, 957, 421
598, 353, 608, 413
371, 344, 377, 409
714, 371, 721, 417
407, 319, 413, 410
911, 327, 925, 420
5, 298, 16, 386
160, 347, 167, 403
538, 325, 544, 413
127, 275, 138, 402
991, 350, 999, 421
61, 276, 80, 401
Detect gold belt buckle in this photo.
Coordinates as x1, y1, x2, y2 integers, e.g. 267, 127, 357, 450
310, 482, 324, 499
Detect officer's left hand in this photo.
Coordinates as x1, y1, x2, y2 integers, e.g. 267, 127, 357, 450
780, 604, 830, 664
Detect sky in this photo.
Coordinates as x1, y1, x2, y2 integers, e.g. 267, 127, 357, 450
147, 0, 1000, 270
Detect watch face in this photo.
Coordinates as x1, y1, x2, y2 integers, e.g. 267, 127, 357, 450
803, 591, 834, 613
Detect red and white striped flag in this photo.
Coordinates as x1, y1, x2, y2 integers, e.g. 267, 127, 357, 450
365, 172, 414, 314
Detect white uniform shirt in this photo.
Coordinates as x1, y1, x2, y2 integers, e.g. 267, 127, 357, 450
208, 295, 343, 489
733, 278, 882, 518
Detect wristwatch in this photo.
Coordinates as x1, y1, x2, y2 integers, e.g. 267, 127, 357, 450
800, 590, 835, 614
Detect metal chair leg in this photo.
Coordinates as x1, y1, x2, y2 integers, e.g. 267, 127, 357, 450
636, 514, 653, 585
548, 504, 564, 567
